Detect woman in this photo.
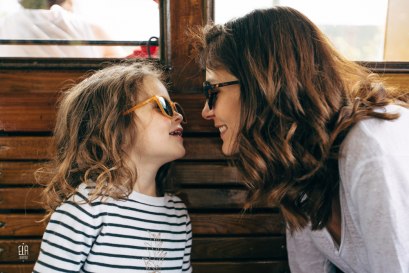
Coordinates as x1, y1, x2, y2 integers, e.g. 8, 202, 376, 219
192, 6, 409, 273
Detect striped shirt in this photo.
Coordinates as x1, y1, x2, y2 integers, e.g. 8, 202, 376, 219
33, 183, 192, 273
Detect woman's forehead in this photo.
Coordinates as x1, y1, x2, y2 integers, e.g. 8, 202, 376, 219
206, 68, 237, 82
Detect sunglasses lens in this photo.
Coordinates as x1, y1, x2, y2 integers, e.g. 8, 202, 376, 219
203, 82, 212, 99
157, 96, 173, 117
208, 93, 217, 109
175, 103, 187, 123
203, 81, 217, 109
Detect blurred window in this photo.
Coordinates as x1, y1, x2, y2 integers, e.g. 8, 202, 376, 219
0, 0, 160, 58
214, 0, 408, 61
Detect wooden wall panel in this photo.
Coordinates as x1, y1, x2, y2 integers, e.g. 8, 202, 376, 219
0, 188, 42, 210
0, 240, 40, 263
0, 213, 283, 237
0, 188, 273, 210
0, 237, 286, 262
0, 262, 290, 273
0, 70, 215, 133
0, 137, 54, 160
192, 261, 290, 273
0, 161, 240, 186
0, 214, 46, 237
174, 162, 240, 185
380, 73, 409, 89
191, 213, 284, 235
0, 162, 45, 185
168, 0, 205, 92
0, 136, 225, 160
1, 71, 407, 133
192, 237, 287, 260
0, 264, 33, 273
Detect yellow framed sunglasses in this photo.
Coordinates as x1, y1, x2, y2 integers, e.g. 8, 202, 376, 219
123, 95, 187, 123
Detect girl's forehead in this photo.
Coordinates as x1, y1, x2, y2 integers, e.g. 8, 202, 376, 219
141, 76, 169, 99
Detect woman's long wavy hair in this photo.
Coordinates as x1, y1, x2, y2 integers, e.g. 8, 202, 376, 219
192, 6, 409, 231
37, 61, 172, 219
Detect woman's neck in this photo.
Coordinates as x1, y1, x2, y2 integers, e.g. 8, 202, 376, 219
326, 193, 342, 245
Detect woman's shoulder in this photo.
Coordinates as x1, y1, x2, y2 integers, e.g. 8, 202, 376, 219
341, 104, 409, 156
339, 105, 409, 193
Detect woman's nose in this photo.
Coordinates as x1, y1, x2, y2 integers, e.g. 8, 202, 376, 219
201, 101, 213, 120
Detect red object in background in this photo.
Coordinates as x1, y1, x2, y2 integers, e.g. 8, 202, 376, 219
127, 45, 159, 58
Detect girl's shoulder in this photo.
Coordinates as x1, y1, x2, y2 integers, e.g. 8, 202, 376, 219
164, 193, 188, 209
51, 183, 104, 226
70, 182, 100, 203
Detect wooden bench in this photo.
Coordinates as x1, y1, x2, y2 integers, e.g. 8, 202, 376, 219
1, 59, 408, 273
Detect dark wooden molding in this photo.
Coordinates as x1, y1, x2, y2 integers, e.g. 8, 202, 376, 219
1, 58, 409, 74
0, 57, 162, 71
359, 61, 409, 73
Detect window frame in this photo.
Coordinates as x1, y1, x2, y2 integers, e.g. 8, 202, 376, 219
0, 0, 408, 93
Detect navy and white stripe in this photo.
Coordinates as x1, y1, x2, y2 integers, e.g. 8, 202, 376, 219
33, 183, 192, 273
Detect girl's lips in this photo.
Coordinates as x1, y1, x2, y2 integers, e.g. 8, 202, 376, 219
169, 127, 183, 136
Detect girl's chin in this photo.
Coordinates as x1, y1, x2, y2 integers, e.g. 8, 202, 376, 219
174, 148, 186, 159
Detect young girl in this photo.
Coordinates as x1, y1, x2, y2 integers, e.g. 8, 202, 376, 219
33, 61, 192, 273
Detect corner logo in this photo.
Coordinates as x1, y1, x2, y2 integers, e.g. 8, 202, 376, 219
18, 243, 29, 261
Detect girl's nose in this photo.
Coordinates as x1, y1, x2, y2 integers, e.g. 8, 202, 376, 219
201, 101, 214, 120
174, 111, 185, 123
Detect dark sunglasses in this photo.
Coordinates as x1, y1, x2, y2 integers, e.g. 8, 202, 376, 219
123, 95, 187, 123
203, 80, 240, 109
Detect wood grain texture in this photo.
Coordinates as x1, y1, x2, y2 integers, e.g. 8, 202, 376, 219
173, 162, 241, 185
0, 240, 40, 263
0, 263, 34, 273
0, 237, 286, 262
192, 261, 290, 273
192, 237, 287, 260
0, 213, 284, 237
191, 213, 284, 235
0, 162, 47, 186
0, 188, 273, 210
0, 262, 290, 273
168, 0, 204, 92
0, 69, 214, 133
380, 73, 409, 89
0, 214, 45, 236
0, 136, 225, 160
0, 188, 42, 210
0, 137, 54, 160
0, 161, 241, 186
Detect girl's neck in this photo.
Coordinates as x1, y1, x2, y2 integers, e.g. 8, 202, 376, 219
133, 164, 158, 197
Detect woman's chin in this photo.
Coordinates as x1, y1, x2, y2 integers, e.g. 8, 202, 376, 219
221, 143, 238, 156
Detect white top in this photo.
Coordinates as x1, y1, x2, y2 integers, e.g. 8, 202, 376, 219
0, 5, 119, 57
286, 105, 409, 273
33, 183, 192, 273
